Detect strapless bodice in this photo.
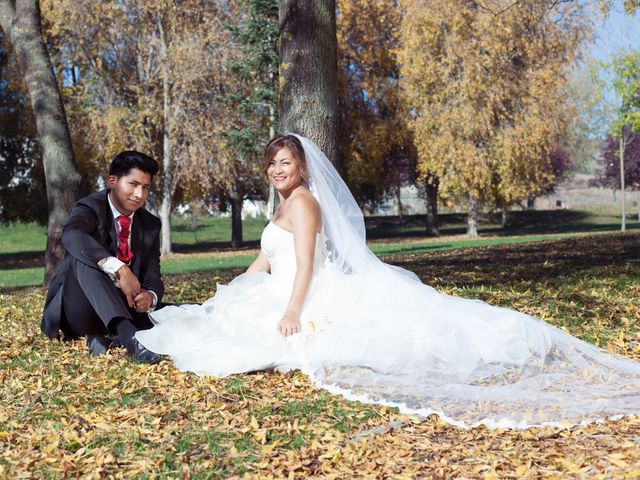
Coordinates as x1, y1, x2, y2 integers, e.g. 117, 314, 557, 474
260, 222, 328, 277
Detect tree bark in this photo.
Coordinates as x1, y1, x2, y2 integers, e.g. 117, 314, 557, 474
267, 104, 277, 219
395, 184, 403, 220
620, 135, 626, 232
424, 180, 439, 236
159, 193, 172, 255
467, 194, 479, 238
0, 0, 82, 286
526, 196, 534, 210
267, 185, 276, 219
501, 205, 509, 228
230, 184, 243, 247
159, 23, 172, 255
279, 0, 338, 164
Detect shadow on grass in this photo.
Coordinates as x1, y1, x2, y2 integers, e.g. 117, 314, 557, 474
373, 243, 456, 255
158, 233, 640, 304
0, 242, 262, 271
387, 233, 640, 290
0, 283, 44, 295
0, 251, 44, 270
365, 210, 639, 239
2, 210, 638, 270
172, 239, 261, 254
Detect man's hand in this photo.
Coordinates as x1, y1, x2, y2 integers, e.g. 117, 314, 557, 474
134, 289, 153, 313
115, 265, 141, 308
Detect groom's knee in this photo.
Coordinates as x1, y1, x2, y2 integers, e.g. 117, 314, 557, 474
68, 259, 131, 317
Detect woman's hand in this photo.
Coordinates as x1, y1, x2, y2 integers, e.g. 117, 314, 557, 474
277, 311, 301, 337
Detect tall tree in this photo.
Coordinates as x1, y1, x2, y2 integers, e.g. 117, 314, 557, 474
594, 130, 640, 220
222, 0, 278, 247
336, 0, 434, 231
0, 0, 82, 285
279, 0, 338, 163
399, 0, 590, 238
43, 0, 233, 254
0, 32, 46, 223
606, 51, 640, 231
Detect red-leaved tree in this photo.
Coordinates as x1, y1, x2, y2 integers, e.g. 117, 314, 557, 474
593, 131, 640, 220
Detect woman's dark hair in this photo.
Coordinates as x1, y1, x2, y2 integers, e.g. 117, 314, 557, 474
109, 151, 159, 178
262, 135, 307, 175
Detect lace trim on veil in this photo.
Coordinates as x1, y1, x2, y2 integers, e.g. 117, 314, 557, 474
293, 133, 640, 428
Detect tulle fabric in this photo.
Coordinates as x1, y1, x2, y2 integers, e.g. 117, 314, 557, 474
137, 134, 640, 428
137, 221, 640, 428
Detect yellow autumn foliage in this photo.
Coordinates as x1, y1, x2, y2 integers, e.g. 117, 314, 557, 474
337, 0, 416, 205
41, 0, 241, 201
398, 0, 592, 206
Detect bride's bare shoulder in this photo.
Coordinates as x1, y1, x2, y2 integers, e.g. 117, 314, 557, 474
289, 188, 321, 226
290, 188, 320, 211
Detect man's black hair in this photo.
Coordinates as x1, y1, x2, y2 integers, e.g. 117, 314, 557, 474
108, 151, 159, 178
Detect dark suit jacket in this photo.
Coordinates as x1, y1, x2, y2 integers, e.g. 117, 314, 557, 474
42, 190, 164, 338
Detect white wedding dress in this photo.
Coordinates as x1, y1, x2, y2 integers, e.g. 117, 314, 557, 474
136, 135, 640, 429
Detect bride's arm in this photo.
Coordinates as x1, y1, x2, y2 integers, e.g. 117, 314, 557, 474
246, 251, 270, 273
278, 195, 321, 337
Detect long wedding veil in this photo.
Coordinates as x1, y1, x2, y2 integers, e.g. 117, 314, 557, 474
293, 133, 640, 429
294, 134, 421, 283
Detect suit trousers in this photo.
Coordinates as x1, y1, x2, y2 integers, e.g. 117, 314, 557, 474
60, 259, 153, 338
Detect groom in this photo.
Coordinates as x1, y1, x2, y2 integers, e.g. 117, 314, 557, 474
42, 151, 163, 363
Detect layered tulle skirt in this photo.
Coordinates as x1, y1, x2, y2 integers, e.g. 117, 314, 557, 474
136, 263, 640, 428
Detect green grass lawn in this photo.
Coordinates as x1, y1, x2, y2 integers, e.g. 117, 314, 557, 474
2, 209, 638, 253
1, 209, 639, 289
171, 216, 267, 247
0, 216, 270, 254
0, 230, 629, 289
0, 221, 48, 254
1, 233, 639, 478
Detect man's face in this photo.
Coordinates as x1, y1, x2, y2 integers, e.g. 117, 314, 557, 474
107, 168, 152, 216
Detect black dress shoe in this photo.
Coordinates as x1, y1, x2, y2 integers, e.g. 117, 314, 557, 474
86, 335, 113, 356
125, 337, 161, 364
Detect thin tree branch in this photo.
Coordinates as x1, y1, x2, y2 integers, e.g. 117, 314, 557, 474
475, 0, 520, 17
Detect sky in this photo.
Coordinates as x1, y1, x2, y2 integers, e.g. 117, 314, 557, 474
588, 2, 639, 64
573, 2, 638, 141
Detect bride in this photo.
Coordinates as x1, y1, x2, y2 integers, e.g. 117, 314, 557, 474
137, 134, 640, 429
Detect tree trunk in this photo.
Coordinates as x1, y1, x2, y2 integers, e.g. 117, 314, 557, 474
424, 180, 439, 236
267, 185, 276, 219
620, 136, 626, 232
159, 27, 172, 255
467, 194, 479, 239
0, 0, 82, 286
159, 194, 172, 255
526, 196, 535, 210
230, 184, 243, 248
279, 0, 338, 164
395, 184, 403, 220
159, 118, 172, 255
267, 104, 277, 219
501, 206, 509, 228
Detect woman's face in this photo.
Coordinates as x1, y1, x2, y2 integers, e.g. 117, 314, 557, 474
266, 147, 304, 193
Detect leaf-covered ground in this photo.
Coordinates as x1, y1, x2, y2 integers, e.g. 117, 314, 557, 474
1, 233, 639, 478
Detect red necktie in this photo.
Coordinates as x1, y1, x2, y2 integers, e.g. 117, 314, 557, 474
116, 215, 134, 263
